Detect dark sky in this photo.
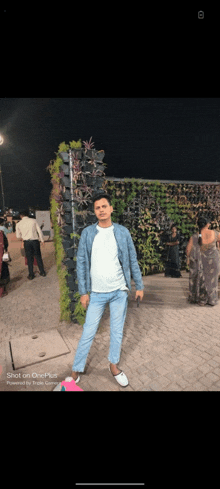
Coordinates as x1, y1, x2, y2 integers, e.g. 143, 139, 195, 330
0, 97, 220, 210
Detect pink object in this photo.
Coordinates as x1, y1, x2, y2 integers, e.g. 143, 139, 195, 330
60, 379, 83, 391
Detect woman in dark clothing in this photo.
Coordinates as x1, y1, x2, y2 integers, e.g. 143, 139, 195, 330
0, 230, 10, 297
164, 224, 182, 278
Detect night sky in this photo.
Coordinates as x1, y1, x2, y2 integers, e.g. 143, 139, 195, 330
0, 97, 220, 211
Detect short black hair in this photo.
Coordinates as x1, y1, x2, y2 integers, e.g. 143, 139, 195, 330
92, 192, 112, 206
20, 209, 29, 217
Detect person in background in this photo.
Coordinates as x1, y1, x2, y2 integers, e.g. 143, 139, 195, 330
16, 210, 46, 280
164, 224, 182, 278
0, 217, 13, 237
0, 230, 10, 298
186, 216, 220, 306
21, 239, 38, 273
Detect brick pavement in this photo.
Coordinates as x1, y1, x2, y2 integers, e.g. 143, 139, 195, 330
1, 233, 220, 391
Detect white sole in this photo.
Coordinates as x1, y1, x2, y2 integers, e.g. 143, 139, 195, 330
108, 366, 129, 387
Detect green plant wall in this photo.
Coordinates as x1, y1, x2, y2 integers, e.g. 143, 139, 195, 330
47, 141, 220, 325
47, 138, 106, 325
47, 140, 83, 322
106, 179, 220, 274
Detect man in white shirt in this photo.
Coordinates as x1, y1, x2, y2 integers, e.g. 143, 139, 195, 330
16, 210, 46, 280
70, 193, 144, 388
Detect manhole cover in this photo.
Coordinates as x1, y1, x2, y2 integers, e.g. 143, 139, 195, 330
10, 330, 70, 369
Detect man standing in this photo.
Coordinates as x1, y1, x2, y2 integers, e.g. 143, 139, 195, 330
16, 210, 46, 280
71, 193, 144, 387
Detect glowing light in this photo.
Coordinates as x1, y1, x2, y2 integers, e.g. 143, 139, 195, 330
0, 135, 4, 145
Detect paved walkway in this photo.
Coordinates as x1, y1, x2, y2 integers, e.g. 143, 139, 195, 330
1, 233, 220, 391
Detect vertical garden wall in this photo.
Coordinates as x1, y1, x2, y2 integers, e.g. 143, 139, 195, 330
106, 178, 220, 277
47, 138, 106, 324
47, 140, 220, 326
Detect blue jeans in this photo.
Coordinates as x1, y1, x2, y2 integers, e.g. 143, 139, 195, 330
72, 289, 128, 372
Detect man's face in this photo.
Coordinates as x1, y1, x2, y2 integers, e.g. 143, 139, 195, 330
94, 198, 113, 222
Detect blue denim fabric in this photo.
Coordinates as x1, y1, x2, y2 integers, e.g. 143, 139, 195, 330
76, 222, 144, 296
72, 289, 128, 372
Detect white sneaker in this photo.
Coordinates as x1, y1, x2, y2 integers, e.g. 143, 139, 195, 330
65, 376, 80, 383
109, 366, 129, 387
53, 375, 80, 391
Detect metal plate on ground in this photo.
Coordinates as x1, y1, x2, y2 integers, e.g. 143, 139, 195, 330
10, 330, 70, 370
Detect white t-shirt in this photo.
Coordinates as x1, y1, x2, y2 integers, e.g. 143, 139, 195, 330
90, 224, 128, 293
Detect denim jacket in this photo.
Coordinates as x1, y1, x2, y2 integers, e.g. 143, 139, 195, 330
76, 222, 144, 296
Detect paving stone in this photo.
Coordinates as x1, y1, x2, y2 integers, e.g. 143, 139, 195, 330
208, 385, 220, 391
165, 383, 182, 391
207, 360, 220, 368
154, 375, 171, 388
176, 378, 191, 389
169, 358, 184, 368
183, 382, 206, 391
155, 365, 171, 376
199, 376, 215, 387
148, 380, 164, 391
177, 354, 194, 364
182, 369, 203, 383
213, 367, 220, 377
141, 387, 153, 391
198, 364, 213, 375
164, 371, 181, 383
212, 356, 220, 365
144, 369, 159, 380
205, 372, 220, 382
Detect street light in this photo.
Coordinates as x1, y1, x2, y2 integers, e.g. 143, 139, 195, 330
0, 134, 5, 213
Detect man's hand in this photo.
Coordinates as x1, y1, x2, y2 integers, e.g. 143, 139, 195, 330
135, 290, 144, 302
80, 294, 90, 309
41, 242, 45, 247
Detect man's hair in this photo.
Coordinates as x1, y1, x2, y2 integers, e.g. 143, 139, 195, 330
20, 209, 29, 217
92, 192, 112, 206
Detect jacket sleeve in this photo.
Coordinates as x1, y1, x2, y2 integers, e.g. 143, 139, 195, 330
76, 229, 88, 296
126, 230, 144, 290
